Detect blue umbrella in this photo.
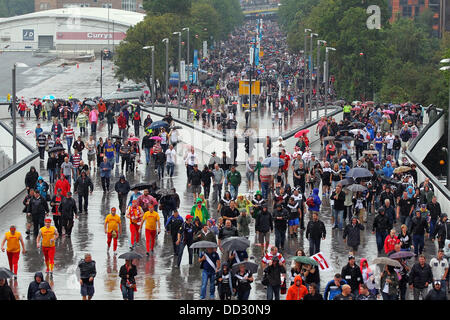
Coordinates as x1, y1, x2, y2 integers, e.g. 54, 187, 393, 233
345, 168, 372, 179
149, 120, 170, 130
262, 157, 284, 168
42, 95, 55, 100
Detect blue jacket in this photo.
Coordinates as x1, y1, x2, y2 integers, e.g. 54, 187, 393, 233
324, 279, 347, 300
309, 188, 322, 212
99, 161, 112, 178
382, 162, 394, 178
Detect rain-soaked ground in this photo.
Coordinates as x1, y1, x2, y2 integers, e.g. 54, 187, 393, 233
0, 108, 440, 300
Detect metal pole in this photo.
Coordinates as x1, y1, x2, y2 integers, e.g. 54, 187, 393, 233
249, 47, 253, 126
112, 20, 115, 54
107, 7, 110, 51
304, 31, 310, 121
165, 39, 169, 115
447, 82, 450, 189
12, 66, 16, 165
152, 47, 155, 110
325, 49, 329, 116
178, 33, 181, 118
100, 51, 103, 98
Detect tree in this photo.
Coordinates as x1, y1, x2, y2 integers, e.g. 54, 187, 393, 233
143, 0, 192, 15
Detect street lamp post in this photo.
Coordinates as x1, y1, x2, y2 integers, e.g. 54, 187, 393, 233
325, 47, 336, 116
316, 39, 326, 118
304, 29, 311, 121
100, 50, 103, 98
182, 27, 190, 109
173, 32, 182, 117
439, 58, 450, 189
162, 38, 169, 115
309, 33, 318, 120
143, 46, 155, 110
11, 62, 29, 165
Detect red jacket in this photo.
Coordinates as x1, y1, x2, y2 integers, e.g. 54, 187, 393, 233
384, 235, 400, 254
117, 115, 127, 129
55, 178, 71, 197
286, 275, 308, 300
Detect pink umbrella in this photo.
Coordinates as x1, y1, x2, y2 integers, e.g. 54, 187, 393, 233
352, 106, 361, 111
294, 129, 309, 138
213, 94, 220, 98
151, 136, 162, 141
144, 90, 150, 95
128, 137, 139, 142
383, 110, 394, 114
232, 101, 239, 105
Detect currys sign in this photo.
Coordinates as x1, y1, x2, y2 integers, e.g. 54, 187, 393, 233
56, 32, 126, 41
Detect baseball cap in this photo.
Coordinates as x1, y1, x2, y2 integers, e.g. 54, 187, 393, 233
44, 218, 52, 223
348, 255, 355, 260
186, 214, 193, 220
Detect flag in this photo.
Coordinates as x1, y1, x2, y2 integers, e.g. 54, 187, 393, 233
25, 130, 32, 136
311, 252, 333, 272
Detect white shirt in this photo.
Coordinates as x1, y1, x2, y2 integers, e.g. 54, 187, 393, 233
385, 135, 394, 149
166, 149, 176, 164
184, 152, 197, 166
430, 257, 449, 280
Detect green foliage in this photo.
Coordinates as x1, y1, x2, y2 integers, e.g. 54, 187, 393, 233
0, 0, 34, 17
143, 0, 192, 16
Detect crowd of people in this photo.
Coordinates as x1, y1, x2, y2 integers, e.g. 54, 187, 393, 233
0, 19, 448, 301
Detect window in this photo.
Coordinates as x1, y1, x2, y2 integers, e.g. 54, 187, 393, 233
102, 3, 112, 8
402, 5, 413, 17
40, 2, 49, 10
122, 0, 136, 11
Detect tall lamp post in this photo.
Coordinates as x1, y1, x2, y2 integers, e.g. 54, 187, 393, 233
304, 29, 311, 121
143, 46, 155, 110
100, 50, 104, 98
325, 47, 336, 116
162, 38, 169, 115
182, 27, 190, 108
309, 33, 318, 119
12, 62, 29, 165
316, 39, 326, 117
439, 58, 450, 189
173, 32, 182, 117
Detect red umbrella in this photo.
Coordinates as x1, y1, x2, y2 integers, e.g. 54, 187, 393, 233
383, 110, 395, 114
294, 129, 309, 138
151, 136, 162, 141
352, 106, 361, 111
128, 137, 139, 142
365, 101, 375, 105
232, 101, 239, 105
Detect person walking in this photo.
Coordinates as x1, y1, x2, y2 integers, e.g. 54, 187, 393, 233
410, 209, 429, 257
176, 215, 195, 267
227, 165, 241, 199
36, 218, 59, 276
286, 275, 308, 300
126, 200, 144, 250
341, 255, 363, 297
263, 256, 286, 300
198, 247, 221, 300
140, 206, 161, 255
104, 207, 121, 254
27, 272, 46, 300
429, 249, 449, 291
119, 259, 137, 300
212, 163, 225, 203
306, 212, 326, 256
74, 170, 94, 214
165, 210, 184, 255
380, 265, 399, 300
50, 188, 64, 235
343, 217, 365, 254
272, 204, 289, 251
409, 254, 433, 300
60, 191, 78, 237
1, 225, 26, 279
77, 253, 96, 300
0, 278, 15, 300
29, 190, 49, 236
99, 157, 112, 192
114, 175, 130, 215
372, 207, 392, 254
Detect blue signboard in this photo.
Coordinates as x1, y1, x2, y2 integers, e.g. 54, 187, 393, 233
23, 29, 34, 41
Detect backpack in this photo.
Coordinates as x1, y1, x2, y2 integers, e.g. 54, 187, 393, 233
306, 196, 315, 208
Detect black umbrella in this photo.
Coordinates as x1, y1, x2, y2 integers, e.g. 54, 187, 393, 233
118, 251, 143, 260
345, 184, 368, 193
0, 267, 15, 279
346, 168, 372, 179
84, 101, 96, 107
338, 178, 355, 186
350, 122, 366, 128
149, 120, 170, 130
130, 183, 152, 191
231, 261, 259, 274
322, 136, 335, 141
156, 188, 175, 196
388, 251, 414, 259
220, 237, 250, 251
48, 146, 65, 153
111, 135, 123, 140
336, 136, 354, 142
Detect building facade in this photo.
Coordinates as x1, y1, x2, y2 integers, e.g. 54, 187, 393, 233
35, 0, 145, 13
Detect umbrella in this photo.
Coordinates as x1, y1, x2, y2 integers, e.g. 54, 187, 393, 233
394, 166, 411, 174
294, 129, 309, 138
130, 183, 152, 191
48, 146, 65, 153
0, 267, 15, 279
151, 136, 162, 141
336, 136, 354, 142
118, 251, 143, 260
346, 168, 372, 179
380, 176, 401, 186
351, 100, 361, 106
220, 237, 250, 251
190, 241, 218, 249
338, 178, 355, 186
362, 150, 378, 155
156, 188, 175, 196
192, 89, 201, 93
322, 136, 335, 141
42, 95, 55, 100
383, 110, 395, 114
388, 251, 415, 260
149, 120, 170, 130
350, 129, 364, 136
84, 101, 96, 106
290, 256, 319, 267
120, 105, 130, 111
231, 261, 259, 274
334, 100, 345, 105
345, 184, 368, 193
170, 126, 182, 130
232, 101, 239, 105
262, 157, 284, 168
365, 101, 375, 105
404, 116, 416, 122
352, 106, 361, 111
128, 137, 139, 142
372, 257, 402, 268
111, 135, 123, 140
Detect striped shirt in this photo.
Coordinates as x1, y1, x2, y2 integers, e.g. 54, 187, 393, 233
72, 153, 81, 168
262, 252, 285, 265
64, 127, 75, 139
